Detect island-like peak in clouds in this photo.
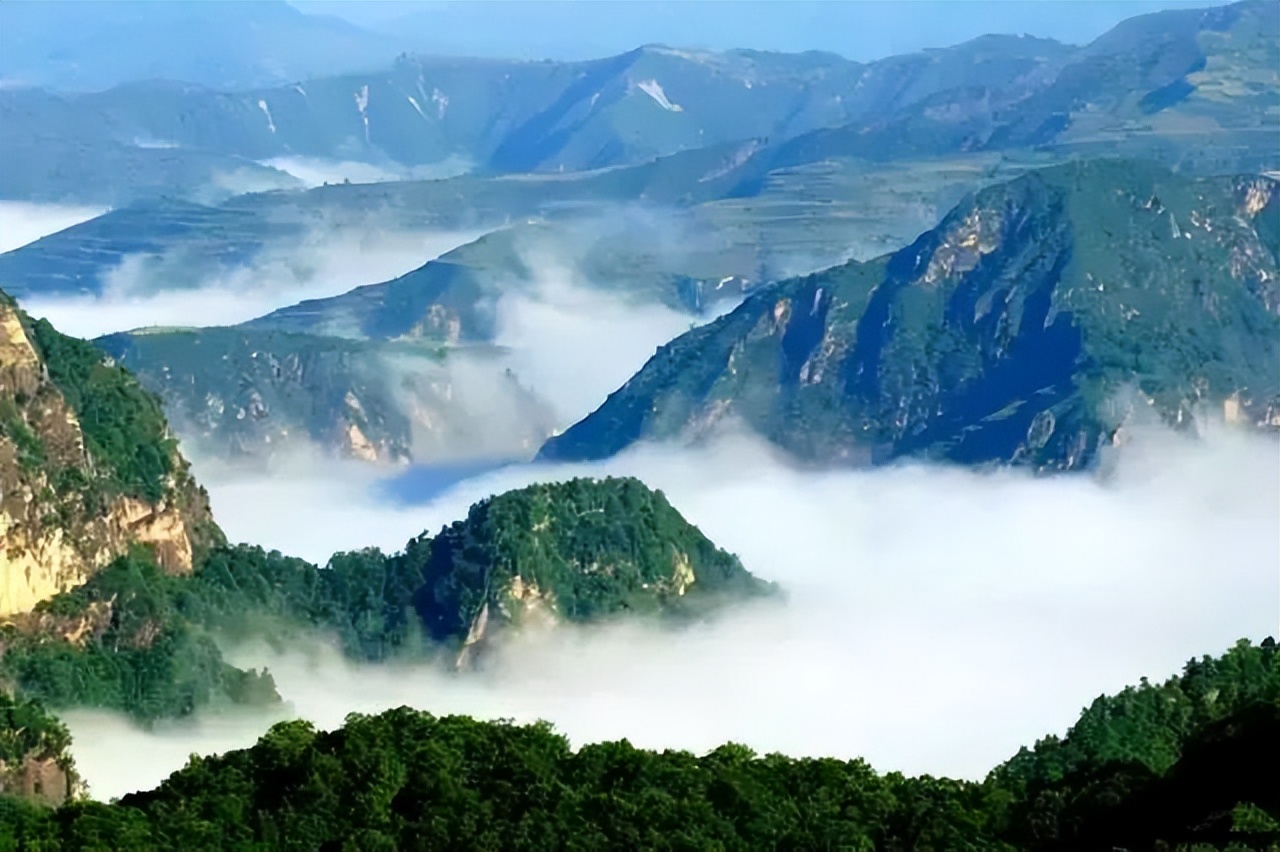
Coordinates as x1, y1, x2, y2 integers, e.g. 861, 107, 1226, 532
0, 289, 222, 616
410, 476, 776, 665
539, 160, 1280, 470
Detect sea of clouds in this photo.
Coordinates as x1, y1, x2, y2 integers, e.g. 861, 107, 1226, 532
66, 424, 1279, 800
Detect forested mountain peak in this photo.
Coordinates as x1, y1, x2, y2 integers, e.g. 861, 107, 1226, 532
412, 476, 775, 659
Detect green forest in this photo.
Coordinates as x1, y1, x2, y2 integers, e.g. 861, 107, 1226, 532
0, 477, 772, 724
0, 638, 1275, 852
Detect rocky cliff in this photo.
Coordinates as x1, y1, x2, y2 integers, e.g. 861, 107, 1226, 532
539, 160, 1280, 469
0, 290, 222, 617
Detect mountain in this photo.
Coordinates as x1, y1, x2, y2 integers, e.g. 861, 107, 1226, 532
3, 1, 1273, 207
245, 219, 757, 340
94, 327, 555, 465
2, 637, 1274, 848
0, 304, 769, 720
1, 475, 772, 722
737, 0, 1279, 180
0, 0, 402, 92
0, 92, 300, 206
52, 209, 767, 465
0, 137, 1001, 303
412, 477, 775, 664
0, 289, 222, 617
539, 160, 1280, 469
0, 139, 764, 298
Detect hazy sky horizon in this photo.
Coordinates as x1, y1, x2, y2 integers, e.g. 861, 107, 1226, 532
291, 0, 1236, 62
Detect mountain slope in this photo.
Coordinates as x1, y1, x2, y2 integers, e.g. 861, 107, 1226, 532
1, 477, 773, 721
540, 160, 1280, 469
0, 290, 222, 616
4, 1, 1274, 207
727, 0, 1279, 187
94, 327, 555, 464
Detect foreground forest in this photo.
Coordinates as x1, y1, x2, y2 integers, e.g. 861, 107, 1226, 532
0, 638, 1276, 851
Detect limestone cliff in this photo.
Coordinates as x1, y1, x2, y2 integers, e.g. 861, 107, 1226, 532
0, 290, 222, 617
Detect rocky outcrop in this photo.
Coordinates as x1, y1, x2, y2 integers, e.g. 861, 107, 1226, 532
1, 291, 221, 617
540, 161, 1280, 470
0, 755, 79, 806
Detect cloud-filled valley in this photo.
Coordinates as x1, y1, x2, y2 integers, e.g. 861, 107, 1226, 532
3, 2, 1279, 847
491, 261, 704, 427
18, 225, 487, 338
65, 424, 1278, 800
0, 201, 108, 254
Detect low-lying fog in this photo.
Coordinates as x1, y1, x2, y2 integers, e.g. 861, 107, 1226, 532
0, 201, 108, 254
20, 225, 486, 338
66, 425, 1279, 800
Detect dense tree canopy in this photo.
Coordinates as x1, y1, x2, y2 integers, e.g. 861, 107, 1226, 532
0, 639, 1273, 851
0, 478, 771, 723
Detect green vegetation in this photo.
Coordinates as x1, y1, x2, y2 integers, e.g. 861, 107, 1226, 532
0, 639, 1273, 851
416, 477, 775, 641
0, 478, 771, 723
28, 318, 176, 504
94, 325, 553, 466
1, 290, 222, 595
0, 552, 280, 722
0, 694, 72, 772
542, 162, 1280, 471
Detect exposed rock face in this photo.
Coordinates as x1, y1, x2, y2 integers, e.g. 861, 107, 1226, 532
0, 755, 79, 806
540, 161, 1280, 470
0, 291, 221, 617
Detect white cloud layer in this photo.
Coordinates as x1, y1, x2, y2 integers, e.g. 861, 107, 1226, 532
492, 257, 699, 427
19, 227, 485, 338
0, 202, 107, 254
261, 156, 474, 189
66, 425, 1279, 800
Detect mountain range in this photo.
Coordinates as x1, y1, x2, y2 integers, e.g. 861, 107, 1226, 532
1, 2, 1277, 845
2, 0, 1274, 205
13, 157, 1276, 471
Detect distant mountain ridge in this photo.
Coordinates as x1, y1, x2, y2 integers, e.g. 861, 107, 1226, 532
539, 160, 1280, 469
3, 0, 1274, 204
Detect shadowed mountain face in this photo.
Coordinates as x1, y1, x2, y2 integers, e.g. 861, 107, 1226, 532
2, 1, 1274, 204
539, 160, 1280, 470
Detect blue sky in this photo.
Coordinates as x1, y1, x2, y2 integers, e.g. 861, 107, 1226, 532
292, 0, 1235, 61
